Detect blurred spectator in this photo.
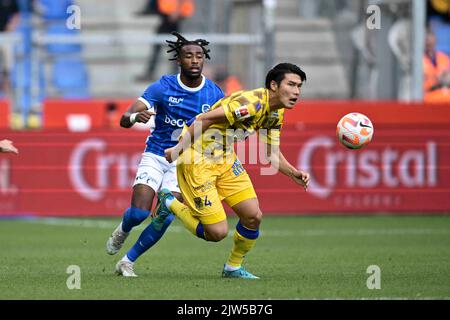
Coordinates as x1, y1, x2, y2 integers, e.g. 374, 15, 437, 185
214, 65, 243, 96
427, 0, 450, 23
0, 1, 19, 31
136, 0, 195, 82
423, 29, 450, 102
135, 0, 159, 16
388, 16, 411, 101
0, 0, 20, 97
427, 0, 450, 58
351, 23, 377, 99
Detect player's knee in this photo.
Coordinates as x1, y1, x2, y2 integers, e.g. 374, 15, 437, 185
205, 226, 228, 242
131, 185, 155, 209
132, 201, 150, 211
206, 232, 227, 242
242, 209, 262, 229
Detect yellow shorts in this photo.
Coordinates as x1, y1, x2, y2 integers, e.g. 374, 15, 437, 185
177, 151, 257, 225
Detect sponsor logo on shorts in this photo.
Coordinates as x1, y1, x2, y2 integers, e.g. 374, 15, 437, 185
193, 181, 214, 192
194, 197, 203, 209
146, 177, 158, 185
138, 172, 148, 180
232, 159, 245, 176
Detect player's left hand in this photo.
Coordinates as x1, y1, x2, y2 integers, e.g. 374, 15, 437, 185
292, 170, 310, 191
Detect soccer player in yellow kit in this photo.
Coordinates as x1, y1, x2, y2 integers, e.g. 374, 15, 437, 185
153, 63, 310, 279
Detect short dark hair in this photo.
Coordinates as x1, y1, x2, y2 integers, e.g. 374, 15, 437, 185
265, 63, 306, 89
166, 31, 211, 61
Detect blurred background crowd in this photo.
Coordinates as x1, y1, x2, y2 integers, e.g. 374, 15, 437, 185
0, 0, 449, 130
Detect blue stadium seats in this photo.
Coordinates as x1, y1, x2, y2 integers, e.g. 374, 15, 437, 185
52, 58, 90, 98
45, 23, 82, 55
38, 0, 74, 20
434, 23, 450, 57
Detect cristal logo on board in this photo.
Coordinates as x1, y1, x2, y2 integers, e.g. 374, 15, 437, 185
298, 136, 437, 199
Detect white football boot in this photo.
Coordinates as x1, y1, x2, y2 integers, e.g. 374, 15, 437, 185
106, 223, 129, 255
115, 260, 137, 277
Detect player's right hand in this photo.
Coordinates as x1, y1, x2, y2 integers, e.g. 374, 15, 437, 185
136, 110, 155, 123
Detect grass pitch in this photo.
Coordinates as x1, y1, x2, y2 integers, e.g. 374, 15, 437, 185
0, 215, 449, 300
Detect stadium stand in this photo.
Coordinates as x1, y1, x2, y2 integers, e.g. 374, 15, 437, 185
71, 0, 349, 99
39, 0, 89, 98
75, 0, 160, 98
273, 0, 349, 99
52, 57, 89, 98
7, 0, 426, 105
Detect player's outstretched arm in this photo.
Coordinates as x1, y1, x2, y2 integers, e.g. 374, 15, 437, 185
120, 100, 155, 128
265, 143, 309, 191
165, 106, 228, 163
0, 139, 18, 154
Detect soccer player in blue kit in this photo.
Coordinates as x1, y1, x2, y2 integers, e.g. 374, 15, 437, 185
107, 32, 224, 277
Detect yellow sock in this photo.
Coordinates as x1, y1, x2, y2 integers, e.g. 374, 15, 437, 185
226, 229, 257, 268
169, 199, 201, 236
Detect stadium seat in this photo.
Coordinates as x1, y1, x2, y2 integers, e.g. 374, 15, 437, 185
434, 23, 450, 57
38, 0, 75, 20
52, 58, 90, 98
45, 23, 82, 55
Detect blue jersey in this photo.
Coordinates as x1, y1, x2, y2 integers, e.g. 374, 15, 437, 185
139, 74, 224, 156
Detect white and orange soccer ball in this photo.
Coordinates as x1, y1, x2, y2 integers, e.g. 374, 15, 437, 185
336, 112, 374, 149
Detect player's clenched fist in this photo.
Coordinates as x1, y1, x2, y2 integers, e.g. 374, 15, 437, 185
164, 147, 177, 163
135, 110, 155, 123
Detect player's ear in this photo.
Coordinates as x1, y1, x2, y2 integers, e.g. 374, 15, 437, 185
270, 80, 278, 91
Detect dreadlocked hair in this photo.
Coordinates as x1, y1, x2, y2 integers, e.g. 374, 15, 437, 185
166, 31, 211, 61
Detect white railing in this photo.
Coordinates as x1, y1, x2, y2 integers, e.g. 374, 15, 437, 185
0, 33, 23, 118
33, 33, 263, 46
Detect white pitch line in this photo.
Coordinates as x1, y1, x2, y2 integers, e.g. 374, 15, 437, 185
21, 217, 183, 232
20, 217, 450, 237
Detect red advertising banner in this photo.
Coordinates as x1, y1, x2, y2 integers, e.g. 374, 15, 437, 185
245, 123, 450, 214
1, 122, 449, 216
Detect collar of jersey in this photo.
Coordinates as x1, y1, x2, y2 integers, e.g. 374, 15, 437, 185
177, 74, 205, 92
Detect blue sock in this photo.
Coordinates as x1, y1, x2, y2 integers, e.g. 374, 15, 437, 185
236, 220, 259, 239
126, 213, 175, 262
122, 206, 150, 233
196, 223, 206, 240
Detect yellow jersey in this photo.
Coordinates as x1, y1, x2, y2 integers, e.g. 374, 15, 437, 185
187, 88, 284, 161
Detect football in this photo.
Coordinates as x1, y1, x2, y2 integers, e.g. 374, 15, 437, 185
336, 112, 374, 149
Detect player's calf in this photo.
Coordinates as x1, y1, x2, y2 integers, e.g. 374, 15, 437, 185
122, 206, 151, 232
